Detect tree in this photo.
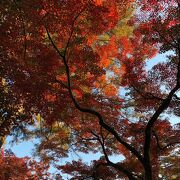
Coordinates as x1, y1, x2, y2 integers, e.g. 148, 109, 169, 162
0, 0, 179, 179
0, 149, 50, 179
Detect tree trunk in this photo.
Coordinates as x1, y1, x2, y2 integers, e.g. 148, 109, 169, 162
144, 165, 152, 180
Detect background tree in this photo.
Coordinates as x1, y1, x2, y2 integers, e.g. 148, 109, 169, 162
0, 149, 51, 179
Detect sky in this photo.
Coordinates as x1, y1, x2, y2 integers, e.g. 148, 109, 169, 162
5, 51, 179, 178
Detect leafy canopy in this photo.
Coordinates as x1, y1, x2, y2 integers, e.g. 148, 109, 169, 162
0, 0, 179, 179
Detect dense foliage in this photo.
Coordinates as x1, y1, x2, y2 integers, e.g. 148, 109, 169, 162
0, 0, 179, 179
0, 149, 50, 179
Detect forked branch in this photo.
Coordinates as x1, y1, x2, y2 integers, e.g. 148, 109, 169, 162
45, 25, 144, 169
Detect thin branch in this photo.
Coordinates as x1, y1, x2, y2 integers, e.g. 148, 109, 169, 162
64, 9, 85, 60
91, 131, 138, 180
132, 85, 164, 101
173, 94, 180, 100
152, 130, 180, 151
152, 129, 162, 151
161, 141, 180, 150
154, 28, 177, 49
45, 26, 64, 59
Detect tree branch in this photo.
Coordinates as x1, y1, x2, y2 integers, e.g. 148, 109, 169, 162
64, 9, 85, 60
154, 28, 177, 49
143, 44, 180, 174
153, 129, 180, 151
46, 25, 145, 165
132, 85, 164, 101
173, 94, 180, 101
45, 26, 64, 59
91, 131, 138, 180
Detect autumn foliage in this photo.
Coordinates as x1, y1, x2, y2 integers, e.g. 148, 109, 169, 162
0, 149, 50, 179
0, 0, 180, 179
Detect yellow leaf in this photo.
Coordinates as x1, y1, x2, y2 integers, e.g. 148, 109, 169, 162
80, 85, 90, 93
98, 33, 110, 41
1, 78, 6, 86
113, 24, 134, 37
36, 113, 41, 124
0, 136, 6, 146
18, 105, 24, 114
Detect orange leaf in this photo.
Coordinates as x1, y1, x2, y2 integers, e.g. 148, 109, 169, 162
103, 84, 117, 96
100, 58, 111, 68
56, 74, 67, 82
93, 0, 103, 6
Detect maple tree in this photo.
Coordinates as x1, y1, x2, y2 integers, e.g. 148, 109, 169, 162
0, 149, 50, 179
0, 0, 180, 179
